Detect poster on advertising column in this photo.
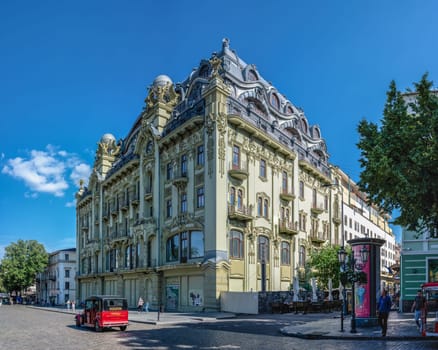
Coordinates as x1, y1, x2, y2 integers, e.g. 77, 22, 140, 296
355, 244, 370, 318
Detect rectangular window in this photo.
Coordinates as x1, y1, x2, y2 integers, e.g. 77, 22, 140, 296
263, 199, 269, 218
232, 145, 240, 169
197, 187, 205, 208
181, 193, 187, 213
166, 162, 173, 180
190, 231, 204, 258
181, 154, 187, 176
197, 145, 204, 166
257, 197, 262, 216
259, 159, 266, 178
65, 270, 70, 278
282, 171, 288, 192
166, 199, 172, 218
281, 242, 290, 265
65, 282, 70, 290
181, 232, 188, 262
230, 230, 243, 259
166, 235, 179, 262
299, 181, 304, 199
65, 254, 69, 261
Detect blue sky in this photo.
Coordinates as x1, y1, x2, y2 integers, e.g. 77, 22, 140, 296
1, 0, 437, 258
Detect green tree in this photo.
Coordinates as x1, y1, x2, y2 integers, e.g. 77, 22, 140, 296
308, 245, 342, 289
0, 240, 48, 294
357, 74, 438, 236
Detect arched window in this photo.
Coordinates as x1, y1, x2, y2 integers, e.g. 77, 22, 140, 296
301, 119, 308, 133
257, 196, 263, 216
229, 230, 244, 259
237, 189, 243, 209
287, 106, 294, 114
263, 199, 269, 218
270, 93, 280, 109
281, 242, 290, 265
230, 187, 236, 205
247, 69, 258, 81
258, 236, 269, 262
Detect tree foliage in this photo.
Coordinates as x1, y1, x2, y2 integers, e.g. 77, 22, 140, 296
357, 74, 438, 235
0, 240, 48, 294
308, 245, 342, 289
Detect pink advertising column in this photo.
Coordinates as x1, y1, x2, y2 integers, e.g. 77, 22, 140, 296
348, 238, 385, 327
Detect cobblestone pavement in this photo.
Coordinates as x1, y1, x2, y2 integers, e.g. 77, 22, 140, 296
6, 304, 438, 349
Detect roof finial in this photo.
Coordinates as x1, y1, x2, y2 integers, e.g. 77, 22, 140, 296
222, 38, 230, 49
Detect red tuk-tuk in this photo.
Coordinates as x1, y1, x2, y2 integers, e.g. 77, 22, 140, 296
75, 295, 128, 331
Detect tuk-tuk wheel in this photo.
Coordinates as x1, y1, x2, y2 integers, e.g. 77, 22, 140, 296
94, 321, 103, 332
120, 326, 127, 331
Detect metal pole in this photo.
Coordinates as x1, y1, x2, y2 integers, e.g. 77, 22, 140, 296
340, 280, 344, 332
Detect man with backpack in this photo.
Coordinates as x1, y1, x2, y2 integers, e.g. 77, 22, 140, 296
411, 289, 428, 334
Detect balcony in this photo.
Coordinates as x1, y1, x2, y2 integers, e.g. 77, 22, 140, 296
311, 203, 324, 215
81, 224, 89, 232
279, 188, 295, 202
278, 219, 298, 235
172, 175, 188, 189
228, 161, 248, 180
144, 189, 152, 201
309, 230, 327, 244
111, 206, 118, 217
131, 193, 140, 206
228, 204, 253, 221
120, 200, 129, 211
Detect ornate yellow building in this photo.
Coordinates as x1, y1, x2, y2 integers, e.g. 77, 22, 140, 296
76, 39, 342, 311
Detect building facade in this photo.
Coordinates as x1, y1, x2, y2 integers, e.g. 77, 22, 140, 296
36, 248, 77, 305
333, 168, 397, 292
75, 40, 392, 311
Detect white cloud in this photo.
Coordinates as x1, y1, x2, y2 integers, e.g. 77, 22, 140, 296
2, 145, 92, 198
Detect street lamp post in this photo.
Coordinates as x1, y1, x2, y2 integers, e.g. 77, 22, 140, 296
338, 245, 369, 333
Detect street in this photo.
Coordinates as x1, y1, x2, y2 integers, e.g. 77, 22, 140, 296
0, 305, 436, 350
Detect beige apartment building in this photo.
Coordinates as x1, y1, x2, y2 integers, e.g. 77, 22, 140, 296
75, 40, 388, 311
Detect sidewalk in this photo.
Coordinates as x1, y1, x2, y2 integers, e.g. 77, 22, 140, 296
280, 311, 438, 340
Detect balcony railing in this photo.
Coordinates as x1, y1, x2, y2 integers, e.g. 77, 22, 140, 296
309, 230, 327, 243
279, 187, 295, 201
228, 161, 248, 180
278, 219, 298, 235
311, 203, 325, 215
228, 204, 253, 221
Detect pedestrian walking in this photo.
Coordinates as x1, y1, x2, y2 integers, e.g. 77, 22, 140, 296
72, 300, 76, 313
411, 289, 427, 334
137, 297, 144, 313
377, 289, 392, 336
66, 300, 71, 310
144, 300, 149, 312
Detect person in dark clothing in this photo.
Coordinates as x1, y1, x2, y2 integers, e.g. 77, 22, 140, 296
411, 289, 427, 334
377, 289, 392, 336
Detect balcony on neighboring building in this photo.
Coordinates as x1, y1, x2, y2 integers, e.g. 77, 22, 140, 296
311, 203, 324, 215
144, 187, 153, 201
228, 204, 253, 221
120, 200, 129, 212
111, 205, 118, 217
278, 219, 299, 235
131, 191, 140, 206
228, 161, 248, 180
309, 230, 327, 244
279, 187, 295, 202
172, 175, 188, 189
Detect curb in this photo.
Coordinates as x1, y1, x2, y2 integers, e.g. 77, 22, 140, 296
279, 327, 437, 341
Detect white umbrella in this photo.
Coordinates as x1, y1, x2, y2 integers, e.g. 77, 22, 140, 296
328, 278, 333, 301
311, 277, 318, 302
293, 277, 299, 302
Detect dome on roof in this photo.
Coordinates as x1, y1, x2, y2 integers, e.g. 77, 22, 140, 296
153, 75, 172, 87
101, 133, 116, 144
